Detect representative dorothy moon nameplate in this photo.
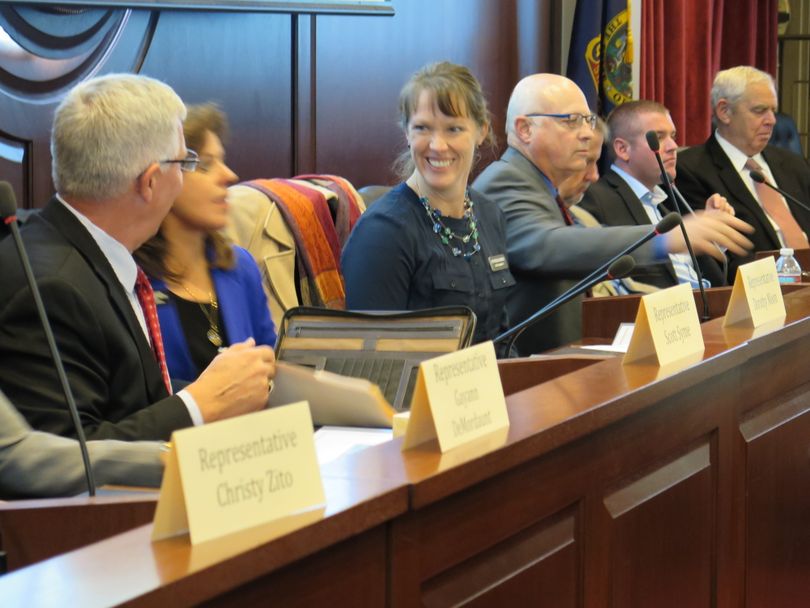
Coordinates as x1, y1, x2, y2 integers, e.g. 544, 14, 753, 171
723, 257, 786, 328
623, 283, 705, 367
402, 341, 509, 452
152, 401, 325, 545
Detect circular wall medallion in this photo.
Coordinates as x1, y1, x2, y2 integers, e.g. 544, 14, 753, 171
0, 5, 131, 101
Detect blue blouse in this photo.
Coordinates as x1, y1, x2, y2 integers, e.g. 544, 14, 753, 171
150, 246, 276, 382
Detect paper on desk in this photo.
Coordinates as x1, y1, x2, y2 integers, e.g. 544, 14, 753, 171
314, 426, 393, 465
580, 322, 635, 353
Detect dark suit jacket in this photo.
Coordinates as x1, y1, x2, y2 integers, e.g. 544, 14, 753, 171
580, 169, 727, 287
676, 133, 810, 278
0, 198, 192, 441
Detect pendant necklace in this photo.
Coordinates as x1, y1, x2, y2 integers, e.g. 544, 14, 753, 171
178, 283, 222, 348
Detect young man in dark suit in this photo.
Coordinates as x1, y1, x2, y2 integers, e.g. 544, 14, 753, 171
580, 100, 731, 289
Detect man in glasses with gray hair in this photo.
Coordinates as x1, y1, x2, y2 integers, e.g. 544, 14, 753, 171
0, 73, 275, 443
474, 73, 754, 355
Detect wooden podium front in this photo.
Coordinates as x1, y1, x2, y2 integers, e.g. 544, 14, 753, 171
4, 289, 810, 606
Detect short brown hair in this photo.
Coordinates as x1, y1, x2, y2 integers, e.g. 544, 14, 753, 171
605, 100, 669, 158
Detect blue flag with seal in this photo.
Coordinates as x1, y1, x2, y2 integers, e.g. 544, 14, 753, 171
566, 0, 633, 116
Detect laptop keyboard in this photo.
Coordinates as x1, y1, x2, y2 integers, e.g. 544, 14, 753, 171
323, 357, 407, 409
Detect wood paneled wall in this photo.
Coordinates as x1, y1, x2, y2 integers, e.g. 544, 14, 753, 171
0, 0, 559, 209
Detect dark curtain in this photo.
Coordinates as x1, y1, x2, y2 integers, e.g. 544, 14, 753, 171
640, 0, 778, 146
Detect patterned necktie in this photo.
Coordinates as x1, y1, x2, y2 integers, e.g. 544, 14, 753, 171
134, 267, 172, 395
745, 158, 808, 249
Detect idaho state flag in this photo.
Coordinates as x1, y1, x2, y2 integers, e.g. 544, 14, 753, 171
566, 0, 633, 116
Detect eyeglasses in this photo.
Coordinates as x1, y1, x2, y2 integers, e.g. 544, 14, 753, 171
525, 113, 598, 130
159, 149, 199, 173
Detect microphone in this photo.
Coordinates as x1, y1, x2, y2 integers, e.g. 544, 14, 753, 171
495, 255, 636, 355
748, 169, 810, 216
646, 131, 711, 320
645, 131, 683, 213
670, 183, 696, 215
0, 182, 96, 496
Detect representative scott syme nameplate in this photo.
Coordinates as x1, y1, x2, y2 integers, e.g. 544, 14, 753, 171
623, 282, 705, 367
402, 341, 509, 452
152, 401, 325, 545
723, 257, 786, 328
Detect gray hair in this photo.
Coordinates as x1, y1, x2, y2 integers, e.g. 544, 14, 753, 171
51, 73, 186, 200
710, 66, 776, 111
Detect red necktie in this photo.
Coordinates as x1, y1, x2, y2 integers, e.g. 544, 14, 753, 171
134, 268, 172, 395
745, 158, 809, 249
555, 195, 574, 226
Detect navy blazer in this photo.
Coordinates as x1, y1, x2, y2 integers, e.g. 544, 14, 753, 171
150, 246, 276, 382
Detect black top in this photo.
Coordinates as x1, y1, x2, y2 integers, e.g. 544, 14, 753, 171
169, 292, 228, 372
341, 183, 515, 347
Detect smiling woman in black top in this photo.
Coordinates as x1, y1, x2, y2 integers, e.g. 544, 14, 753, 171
341, 62, 515, 351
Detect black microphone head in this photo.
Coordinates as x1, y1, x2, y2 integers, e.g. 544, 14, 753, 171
655, 212, 681, 234
606, 255, 635, 280
749, 169, 766, 184
645, 130, 661, 152
0, 181, 17, 218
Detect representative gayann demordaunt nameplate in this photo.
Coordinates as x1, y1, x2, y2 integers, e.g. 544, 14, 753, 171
152, 401, 325, 545
402, 341, 509, 452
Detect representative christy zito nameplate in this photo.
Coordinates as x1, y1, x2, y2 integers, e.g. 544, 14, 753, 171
402, 341, 509, 452
723, 257, 786, 327
152, 401, 325, 545
623, 283, 705, 366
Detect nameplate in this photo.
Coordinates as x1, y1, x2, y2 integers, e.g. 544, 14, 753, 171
723, 257, 786, 327
152, 402, 325, 545
402, 341, 509, 452
623, 283, 705, 366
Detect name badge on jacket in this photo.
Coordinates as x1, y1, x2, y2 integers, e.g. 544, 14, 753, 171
488, 254, 508, 272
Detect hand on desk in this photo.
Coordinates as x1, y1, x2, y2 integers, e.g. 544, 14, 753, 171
186, 338, 276, 423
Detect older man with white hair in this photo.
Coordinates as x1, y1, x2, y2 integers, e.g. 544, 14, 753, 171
474, 74, 753, 354
0, 73, 276, 442
677, 65, 810, 278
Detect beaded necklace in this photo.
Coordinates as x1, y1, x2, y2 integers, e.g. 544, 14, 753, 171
418, 190, 481, 259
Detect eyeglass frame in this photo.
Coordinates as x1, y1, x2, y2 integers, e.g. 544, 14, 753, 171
159, 149, 199, 173
524, 113, 598, 130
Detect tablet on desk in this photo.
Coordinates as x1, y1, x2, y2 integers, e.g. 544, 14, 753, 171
268, 361, 396, 428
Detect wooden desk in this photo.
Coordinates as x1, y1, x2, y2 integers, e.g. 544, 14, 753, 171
0, 491, 158, 571
4, 289, 810, 606
0, 356, 590, 573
